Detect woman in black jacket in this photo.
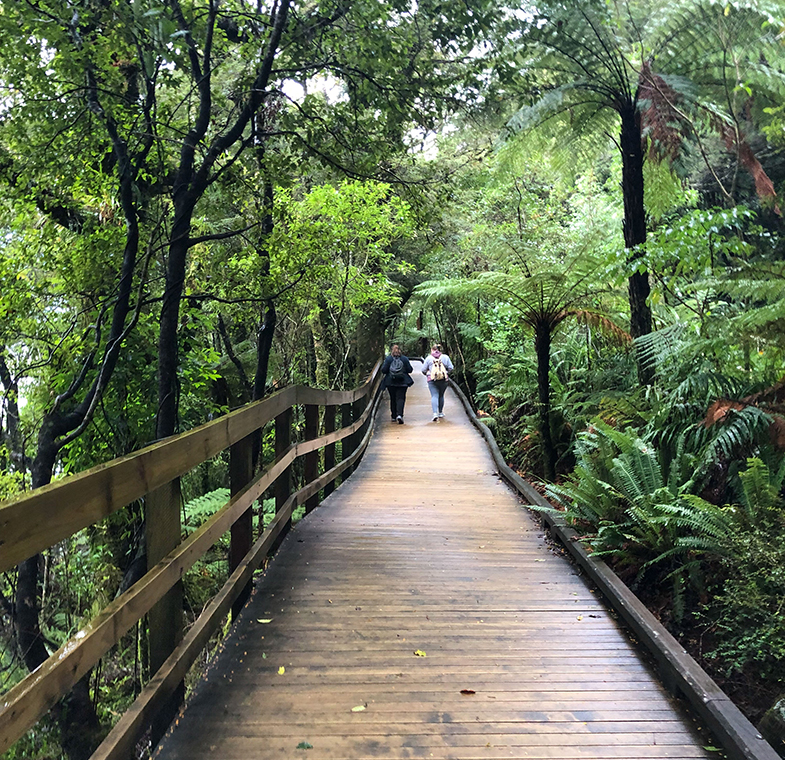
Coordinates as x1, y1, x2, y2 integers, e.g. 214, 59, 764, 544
381, 344, 413, 424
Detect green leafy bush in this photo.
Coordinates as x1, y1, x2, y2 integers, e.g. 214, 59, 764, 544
703, 459, 785, 682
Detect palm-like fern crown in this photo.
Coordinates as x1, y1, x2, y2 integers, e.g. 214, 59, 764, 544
501, 0, 784, 198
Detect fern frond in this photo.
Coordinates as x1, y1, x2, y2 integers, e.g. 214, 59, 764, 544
738, 457, 782, 519
612, 445, 664, 503
700, 405, 773, 467
634, 323, 688, 377
570, 309, 632, 345
183, 488, 232, 533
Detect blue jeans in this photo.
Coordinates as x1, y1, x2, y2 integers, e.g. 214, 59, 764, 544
428, 379, 447, 414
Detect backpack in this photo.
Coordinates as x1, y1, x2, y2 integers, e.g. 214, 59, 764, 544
430, 356, 447, 381
389, 356, 405, 382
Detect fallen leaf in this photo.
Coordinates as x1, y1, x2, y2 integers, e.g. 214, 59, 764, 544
351, 705, 366, 712
460, 689, 476, 695
262, 653, 267, 659
535, 559, 545, 562
414, 649, 427, 657
257, 618, 273, 624
577, 615, 583, 621
296, 741, 313, 750
278, 666, 286, 675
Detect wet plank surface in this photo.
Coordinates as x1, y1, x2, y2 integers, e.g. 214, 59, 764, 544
154, 363, 713, 759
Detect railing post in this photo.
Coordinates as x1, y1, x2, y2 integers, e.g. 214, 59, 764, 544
323, 405, 336, 497
230, 433, 254, 619
274, 406, 292, 538
340, 401, 352, 480
304, 404, 319, 514
351, 395, 364, 464
145, 478, 184, 745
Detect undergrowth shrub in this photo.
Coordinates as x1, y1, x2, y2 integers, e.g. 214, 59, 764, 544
702, 458, 785, 683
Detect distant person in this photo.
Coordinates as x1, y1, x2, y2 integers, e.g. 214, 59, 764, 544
381, 343, 413, 424
422, 343, 454, 422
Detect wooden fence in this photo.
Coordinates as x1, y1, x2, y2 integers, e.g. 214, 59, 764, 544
0, 360, 384, 759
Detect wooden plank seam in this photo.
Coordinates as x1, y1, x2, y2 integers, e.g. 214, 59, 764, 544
448, 379, 779, 760
0, 367, 383, 754
88, 383, 384, 760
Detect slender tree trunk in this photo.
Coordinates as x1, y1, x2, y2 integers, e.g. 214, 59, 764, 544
534, 320, 557, 482
254, 302, 277, 401
156, 199, 196, 439
0, 352, 24, 475
15, 140, 141, 757
310, 306, 332, 388
253, 181, 276, 403
620, 105, 655, 385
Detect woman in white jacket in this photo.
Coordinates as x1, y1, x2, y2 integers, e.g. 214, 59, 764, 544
421, 344, 454, 422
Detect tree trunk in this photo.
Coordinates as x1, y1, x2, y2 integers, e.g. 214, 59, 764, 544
156, 200, 195, 440
254, 301, 277, 401
620, 105, 655, 385
15, 163, 141, 757
0, 352, 24, 475
253, 180, 276, 403
310, 306, 332, 389
534, 320, 557, 482
353, 306, 385, 375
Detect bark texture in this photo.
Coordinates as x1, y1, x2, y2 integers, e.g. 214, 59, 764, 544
620, 105, 655, 385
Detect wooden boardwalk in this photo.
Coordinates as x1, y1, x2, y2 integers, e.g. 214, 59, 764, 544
154, 364, 713, 759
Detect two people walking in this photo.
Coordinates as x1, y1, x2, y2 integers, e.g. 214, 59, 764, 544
381, 343, 454, 424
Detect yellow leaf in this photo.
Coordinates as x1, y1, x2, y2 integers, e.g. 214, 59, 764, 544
414, 649, 427, 657
577, 616, 583, 621
278, 666, 286, 675
351, 705, 366, 712
257, 618, 273, 624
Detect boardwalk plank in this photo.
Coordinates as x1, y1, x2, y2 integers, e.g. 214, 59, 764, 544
154, 366, 713, 760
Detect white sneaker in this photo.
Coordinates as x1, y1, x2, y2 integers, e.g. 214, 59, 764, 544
432, 414, 439, 422
438, 412, 445, 418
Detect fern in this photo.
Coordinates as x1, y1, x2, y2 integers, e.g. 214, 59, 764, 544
612, 444, 664, 503
183, 488, 231, 533
699, 406, 773, 472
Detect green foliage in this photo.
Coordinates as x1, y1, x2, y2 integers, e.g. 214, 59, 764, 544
703, 459, 785, 681
543, 422, 733, 614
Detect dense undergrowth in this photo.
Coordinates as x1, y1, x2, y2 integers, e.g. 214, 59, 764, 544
465, 342, 785, 734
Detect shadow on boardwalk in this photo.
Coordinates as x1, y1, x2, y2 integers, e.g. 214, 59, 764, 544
154, 364, 712, 759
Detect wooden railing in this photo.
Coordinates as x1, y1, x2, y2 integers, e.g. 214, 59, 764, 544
0, 360, 384, 759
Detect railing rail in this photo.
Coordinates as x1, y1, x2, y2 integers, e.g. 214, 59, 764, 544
0, 360, 384, 758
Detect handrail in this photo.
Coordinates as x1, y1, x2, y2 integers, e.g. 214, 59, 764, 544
0, 371, 380, 573
90, 386, 385, 760
0, 361, 384, 757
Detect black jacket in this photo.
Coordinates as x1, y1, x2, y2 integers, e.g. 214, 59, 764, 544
381, 354, 414, 388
